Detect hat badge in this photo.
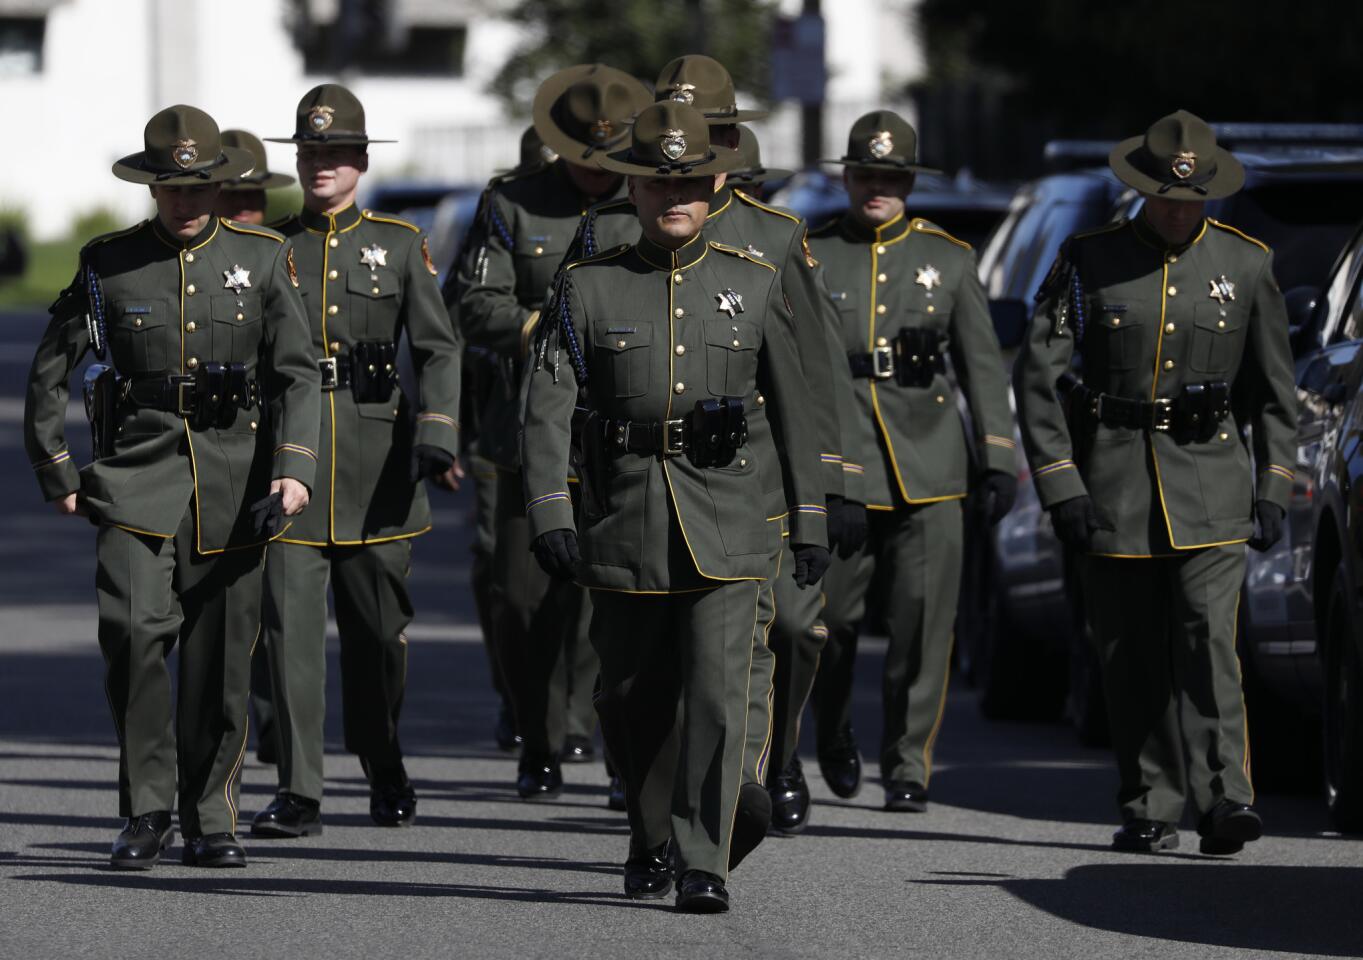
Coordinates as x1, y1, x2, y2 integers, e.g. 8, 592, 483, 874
308, 105, 335, 133
660, 128, 688, 161
589, 119, 614, 144
1171, 151, 1197, 179
868, 130, 894, 160
668, 83, 697, 106
539, 144, 560, 165
172, 139, 199, 169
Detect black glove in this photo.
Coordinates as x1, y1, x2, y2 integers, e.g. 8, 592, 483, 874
532, 529, 581, 580
1248, 499, 1285, 552
410, 444, 456, 484
791, 543, 831, 588
249, 491, 285, 539
975, 470, 1019, 526
1048, 495, 1114, 550
825, 495, 869, 560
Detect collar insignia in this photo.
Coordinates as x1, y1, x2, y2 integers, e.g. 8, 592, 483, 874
172, 139, 198, 169
715, 288, 745, 318
1209, 275, 1235, 304
308, 105, 335, 133
1172, 151, 1197, 179
668, 83, 697, 105
868, 130, 894, 160
223, 264, 251, 294
359, 244, 388, 269
745, 243, 765, 259
915, 264, 942, 291
660, 129, 687, 161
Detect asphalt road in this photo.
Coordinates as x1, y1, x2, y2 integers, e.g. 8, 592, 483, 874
1, 309, 1360, 960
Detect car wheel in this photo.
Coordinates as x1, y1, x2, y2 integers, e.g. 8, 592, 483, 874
1323, 560, 1363, 832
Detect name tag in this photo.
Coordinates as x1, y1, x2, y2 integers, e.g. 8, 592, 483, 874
830, 291, 848, 302
605, 326, 637, 334
122, 305, 152, 315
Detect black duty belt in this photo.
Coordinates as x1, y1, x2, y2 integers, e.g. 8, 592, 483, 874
124, 367, 258, 417
1057, 374, 1230, 440
599, 399, 747, 467
602, 417, 691, 456
317, 355, 352, 391
320, 340, 398, 403
848, 327, 947, 387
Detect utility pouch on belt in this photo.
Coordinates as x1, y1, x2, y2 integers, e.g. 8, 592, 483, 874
572, 406, 608, 524
1173, 381, 1231, 444
350, 340, 398, 403
893, 327, 945, 388
690, 398, 747, 469
83, 363, 119, 460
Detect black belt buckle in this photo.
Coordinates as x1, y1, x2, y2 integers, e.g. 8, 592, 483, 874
872, 345, 895, 380
1150, 397, 1173, 432
170, 375, 195, 417
662, 418, 687, 457
318, 357, 339, 391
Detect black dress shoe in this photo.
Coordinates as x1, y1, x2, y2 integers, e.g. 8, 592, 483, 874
675, 870, 729, 914
1112, 819, 1179, 853
623, 841, 674, 899
365, 760, 417, 826
251, 792, 322, 838
111, 811, 174, 870
516, 753, 563, 800
494, 703, 521, 753
606, 774, 627, 811
817, 731, 863, 799
1197, 800, 1262, 855
182, 833, 247, 867
729, 782, 772, 869
883, 781, 929, 813
562, 734, 595, 763
768, 757, 811, 835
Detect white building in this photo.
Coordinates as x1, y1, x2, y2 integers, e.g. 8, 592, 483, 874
0, 0, 923, 241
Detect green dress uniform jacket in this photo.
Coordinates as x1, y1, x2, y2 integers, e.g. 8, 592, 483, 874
25, 217, 320, 546
807, 212, 1015, 508
273, 204, 461, 546
522, 232, 829, 592
1015, 216, 1297, 556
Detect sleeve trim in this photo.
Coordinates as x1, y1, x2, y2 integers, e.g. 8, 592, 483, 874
417, 412, 460, 429
1034, 459, 1075, 478
32, 450, 71, 469
819, 453, 843, 464
1265, 464, 1295, 481
842, 461, 865, 475
275, 443, 317, 461
794, 504, 828, 515
984, 435, 1017, 449
527, 491, 570, 509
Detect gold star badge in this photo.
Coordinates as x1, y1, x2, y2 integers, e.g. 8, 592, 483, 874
359, 244, 388, 269
223, 265, 251, 293
915, 265, 942, 291
1209, 275, 1236, 304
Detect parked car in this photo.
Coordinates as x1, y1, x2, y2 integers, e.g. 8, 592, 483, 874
358, 180, 464, 234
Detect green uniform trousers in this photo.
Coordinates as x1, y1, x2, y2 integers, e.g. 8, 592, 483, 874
96, 509, 264, 838
262, 538, 413, 803
1082, 545, 1253, 822
469, 456, 507, 705
592, 580, 760, 878
741, 524, 783, 786
766, 534, 827, 780
249, 634, 276, 761
817, 499, 963, 785
492, 468, 597, 759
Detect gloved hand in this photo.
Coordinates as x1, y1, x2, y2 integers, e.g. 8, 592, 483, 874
410, 444, 456, 484
791, 543, 831, 589
825, 495, 869, 560
532, 528, 581, 580
1248, 499, 1285, 552
1048, 495, 1114, 550
975, 470, 1019, 526
249, 491, 285, 539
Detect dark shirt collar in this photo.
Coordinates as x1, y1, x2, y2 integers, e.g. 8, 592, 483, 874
636, 229, 709, 271
708, 185, 735, 220
151, 216, 219, 251
300, 202, 363, 234
841, 209, 911, 244
1131, 211, 1208, 254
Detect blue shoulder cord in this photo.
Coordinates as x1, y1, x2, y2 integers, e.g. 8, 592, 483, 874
83, 261, 109, 361
1070, 269, 1087, 346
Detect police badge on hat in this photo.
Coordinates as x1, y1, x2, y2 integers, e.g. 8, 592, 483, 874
1172, 151, 1197, 179
589, 119, 614, 144
668, 83, 697, 105
661, 128, 687, 161
868, 130, 894, 160
173, 139, 199, 169
308, 105, 335, 133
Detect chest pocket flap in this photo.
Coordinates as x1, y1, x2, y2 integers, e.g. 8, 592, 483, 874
703, 319, 760, 352
347, 267, 399, 299
594, 325, 652, 398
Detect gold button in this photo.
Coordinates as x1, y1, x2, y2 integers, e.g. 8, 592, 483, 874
392, 408, 399, 416
756, 393, 765, 405
673, 273, 683, 284
534, 246, 544, 256
133, 318, 143, 328
328, 237, 339, 248
877, 273, 887, 283
674, 307, 684, 318
936, 395, 945, 404
926, 305, 936, 313
739, 458, 747, 468
876, 304, 887, 315
1165, 323, 1176, 333
328, 269, 338, 280
1164, 359, 1175, 370
236, 312, 244, 322
184, 252, 194, 263
1218, 320, 1226, 329
185, 321, 196, 332
1220, 432, 1229, 441
186, 284, 196, 295
1111, 317, 1121, 326
675, 344, 686, 356
876, 336, 888, 347
186, 357, 199, 370
250, 421, 258, 431
1167, 255, 1178, 264
674, 382, 685, 394
328, 305, 339, 315
876, 245, 886, 254
1167, 285, 1177, 296
617, 339, 627, 348
732, 338, 741, 347
329, 341, 340, 352
372, 286, 380, 295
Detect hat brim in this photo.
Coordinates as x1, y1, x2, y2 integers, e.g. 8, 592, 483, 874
1108, 135, 1245, 202
531, 64, 651, 167
112, 145, 257, 186
263, 134, 396, 145
822, 157, 942, 175
597, 146, 741, 179
727, 165, 794, 185
222, 170, 296, 190
702, 108, 768, 124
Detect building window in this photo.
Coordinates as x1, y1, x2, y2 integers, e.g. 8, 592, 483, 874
0, 17, 43, 76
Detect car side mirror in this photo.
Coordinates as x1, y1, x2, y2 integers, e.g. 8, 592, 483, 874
989, 298, 1028, 349
1284, 285, 1321, 354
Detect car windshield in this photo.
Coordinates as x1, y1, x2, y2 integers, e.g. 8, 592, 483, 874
1213, 177, 1363, 291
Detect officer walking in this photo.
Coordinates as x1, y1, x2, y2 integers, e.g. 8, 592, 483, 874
807, 110, 1017, 814
523, 101, 828, 912
249, 84, 462, 837
458, 64, 651, 799
24, 105, 320, 868
1015, 110, 1296, 855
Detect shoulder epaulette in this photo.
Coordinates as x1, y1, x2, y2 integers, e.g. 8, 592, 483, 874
361, 209, 420, 232
733, 189, 801, 224
910, 219, 971, 250
221, 219, 285, 243
710, 241, 777, 271
82, 220, 145, 252
564, 244, 631, 272
1207, 217, 1269, 252
1072, 218, 1127, 242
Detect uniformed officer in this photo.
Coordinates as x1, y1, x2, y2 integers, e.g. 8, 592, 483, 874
523, 101, 828, 913
808, 110, 1017, 814
24, 104, 320, 868
1015, 110, 1296, 855
724, 125, 793, 200
567, 55, 862, 845
458, 64, 651, 799
249, 84, 462, 837
213, 128, 298, 766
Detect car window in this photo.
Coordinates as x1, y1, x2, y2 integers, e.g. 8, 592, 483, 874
1339, 260, 1363, 342
1212, 178, 1363, 291
979, 197, 1027, 296
1318, 232, 1363, 344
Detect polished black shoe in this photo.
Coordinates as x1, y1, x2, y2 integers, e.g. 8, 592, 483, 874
817, 732, 863, 799
494, 703, 521, 753
883, 781, 929, 813
606, 774, 627, 811
675, 870, 729, 914
250, 792, 322, 838
1112, 819, 1179, 853
365, 760, 417, 826
562, 735, 595, 763
768, 757, 811, 835
1197, 800, 1262, 855
729, 782, 772, 869
623, 841, 674, 899
516, 754, 563, 800
111, 811, 174, 870
182, 832, 247, 867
